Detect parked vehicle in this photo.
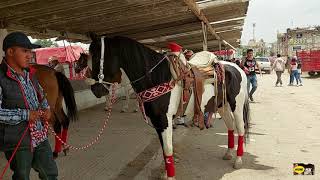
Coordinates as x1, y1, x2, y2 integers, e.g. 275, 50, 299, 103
297, 50, 320, 76
255, 57, 271, 74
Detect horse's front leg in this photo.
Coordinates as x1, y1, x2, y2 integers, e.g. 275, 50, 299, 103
161, 85, 182, 179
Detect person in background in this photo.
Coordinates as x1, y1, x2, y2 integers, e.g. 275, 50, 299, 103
289, 56, 299, 86
297, 58, 303, 86
241, 49, 262, 101
272, 54, 285, 87
48, 56, 65, 75
184, 49, 194, 61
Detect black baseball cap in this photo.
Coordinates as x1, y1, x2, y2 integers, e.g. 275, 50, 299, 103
2, 32, 41, 51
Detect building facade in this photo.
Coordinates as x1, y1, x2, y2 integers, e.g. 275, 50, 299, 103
276, 26, 320, 57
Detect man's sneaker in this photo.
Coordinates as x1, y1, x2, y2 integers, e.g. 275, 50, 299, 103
296, 84, 299, 87
249, 95, 254, 101
299, 84, 303, 86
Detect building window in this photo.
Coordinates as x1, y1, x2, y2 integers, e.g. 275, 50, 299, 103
296, 33, 303, 38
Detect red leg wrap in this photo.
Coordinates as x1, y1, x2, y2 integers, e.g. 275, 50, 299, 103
164, 155, 175, 177
228, 130, 235, 149
62, 128, 68, 143
54, 133, 62, 153
237, 135, 244, 156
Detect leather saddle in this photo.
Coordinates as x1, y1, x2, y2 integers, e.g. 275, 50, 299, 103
168, 51, 221, 130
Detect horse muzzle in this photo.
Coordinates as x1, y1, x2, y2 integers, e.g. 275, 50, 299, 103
91, 83, 109, 98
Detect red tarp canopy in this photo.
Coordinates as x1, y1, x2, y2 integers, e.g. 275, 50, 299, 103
212, 49, 235, 56
35, 46, 84, 65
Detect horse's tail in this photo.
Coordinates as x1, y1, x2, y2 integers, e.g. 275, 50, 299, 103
55, 72, 78, 122
243, 97, 250, 143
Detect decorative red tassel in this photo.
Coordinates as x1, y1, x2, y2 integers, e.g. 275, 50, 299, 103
164, 155, 175, 177
237, 135, 244, 156
228, 130, 235, 149
54, 133, 62, 153
62, 128, 68, 143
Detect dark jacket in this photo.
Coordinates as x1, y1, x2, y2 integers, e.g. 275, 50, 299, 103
0, 62, 41, 151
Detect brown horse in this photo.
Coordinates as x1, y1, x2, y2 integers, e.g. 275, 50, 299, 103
30, 64, 78, 158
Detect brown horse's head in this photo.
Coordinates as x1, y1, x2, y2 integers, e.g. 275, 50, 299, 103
75, 53, 89, 73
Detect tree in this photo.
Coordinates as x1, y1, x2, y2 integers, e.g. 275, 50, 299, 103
34, 39, 58, 48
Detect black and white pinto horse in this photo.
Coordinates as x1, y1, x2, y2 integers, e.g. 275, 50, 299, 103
88, 34, 250, 179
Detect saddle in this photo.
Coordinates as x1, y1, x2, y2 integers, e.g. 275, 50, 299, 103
168, 51, 224, 130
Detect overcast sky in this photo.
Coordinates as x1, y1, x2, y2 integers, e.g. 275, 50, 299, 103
241, 0, 320, 45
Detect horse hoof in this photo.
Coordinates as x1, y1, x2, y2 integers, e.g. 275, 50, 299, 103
63, 148, 69, 156
222, 153, 233, 160
53, 152, 58, 159
233, 158, 243, 169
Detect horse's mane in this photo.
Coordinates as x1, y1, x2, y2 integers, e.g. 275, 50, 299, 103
90, 36, 171, 92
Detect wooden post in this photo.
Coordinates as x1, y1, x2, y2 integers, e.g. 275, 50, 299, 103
202, 21, 208, 51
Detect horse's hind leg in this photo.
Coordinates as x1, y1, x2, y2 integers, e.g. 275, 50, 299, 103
53, 118, 62, 159
218, 104, 235, 161
61, 112, 70, 156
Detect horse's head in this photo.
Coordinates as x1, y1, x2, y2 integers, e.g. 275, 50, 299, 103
88, 33, 122, 98
75, 53, 89, 73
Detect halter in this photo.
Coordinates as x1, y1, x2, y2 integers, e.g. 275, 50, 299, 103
98, 36, 105, 84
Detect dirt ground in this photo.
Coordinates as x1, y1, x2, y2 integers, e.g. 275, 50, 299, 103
1, 72, 320, 180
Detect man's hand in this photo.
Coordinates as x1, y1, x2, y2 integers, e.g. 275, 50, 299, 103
29, 110, 41, 123
41, 109, 51, 122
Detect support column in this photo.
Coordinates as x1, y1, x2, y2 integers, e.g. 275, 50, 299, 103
202, 21, 207, 51
0, 29, 8, 63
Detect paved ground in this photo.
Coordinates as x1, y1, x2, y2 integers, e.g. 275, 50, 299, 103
1, 72, 320, 180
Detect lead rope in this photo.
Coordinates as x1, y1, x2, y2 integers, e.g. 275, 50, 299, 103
48, 83, 117, 150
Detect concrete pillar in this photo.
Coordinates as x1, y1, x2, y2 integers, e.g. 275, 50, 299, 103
0, 29, 8, 63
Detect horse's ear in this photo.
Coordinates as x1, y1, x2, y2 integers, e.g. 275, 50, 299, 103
87, 32, 98, 41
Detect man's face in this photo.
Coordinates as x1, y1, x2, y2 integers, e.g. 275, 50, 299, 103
247, 51, 254, 60
7, 46, 32, 68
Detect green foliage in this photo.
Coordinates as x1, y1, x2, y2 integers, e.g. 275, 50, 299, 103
34, 39, 58, 48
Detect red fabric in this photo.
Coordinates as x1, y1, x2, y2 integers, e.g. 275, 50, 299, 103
237, 135, 244, 156
54, 133, 62, 153
35, 46, 83, 65
168, 42, 182, 52
164, 155, 175, 177
228, 130, 235, 149
62, 128, 68, 143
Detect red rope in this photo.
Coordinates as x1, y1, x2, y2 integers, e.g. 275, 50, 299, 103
0, 124, 29, 179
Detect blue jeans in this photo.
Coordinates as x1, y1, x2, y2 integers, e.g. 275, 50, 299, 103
290, 70, 299, 85
247, 74, 257, 97
4, 140, 58, 180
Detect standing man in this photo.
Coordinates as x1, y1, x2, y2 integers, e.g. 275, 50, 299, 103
241, 49, 262, 101
272, 54, 286, 87
48, 56, 65, 75
0, 32, 58, 180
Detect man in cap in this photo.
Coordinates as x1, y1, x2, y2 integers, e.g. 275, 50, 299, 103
0, 32, 58, 179
48, 56, 65, 75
